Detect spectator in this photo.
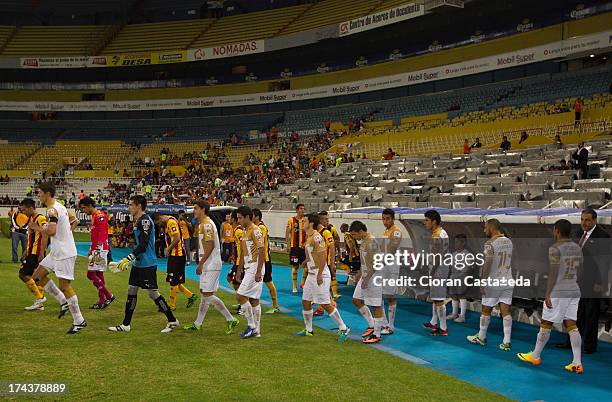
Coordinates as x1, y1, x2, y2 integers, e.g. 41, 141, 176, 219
463, 139, 471, 154
572, 141, 589, 179
518, 131, 529, 144
385, 148, 396, 160
500, 136, 511, 152
10, 207, 28, 263
554, 134, 563, 148
574, 99, 582, 126
471, 137, 482, 149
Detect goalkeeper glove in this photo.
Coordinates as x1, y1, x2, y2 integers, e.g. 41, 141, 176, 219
109, 254, 135, 273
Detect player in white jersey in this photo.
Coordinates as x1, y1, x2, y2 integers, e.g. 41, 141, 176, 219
517, 219, 584, 374
422, 210, 450, 336
468, 219, 514, 351
184, 200, 239, 334
295, 213, 350, 342
30, 182, 86, 334
380, 208, 402, 335
350, 220, 385, 344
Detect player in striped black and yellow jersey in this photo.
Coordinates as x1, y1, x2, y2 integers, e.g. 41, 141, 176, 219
286, 204, 306, 293
253, 209, 280, 314
221, 213, 234, 263
18, 198, 48, 311
227, 210, 244, 291
318, 211, 341, 300
340, 223, 361, 273
153, 213, 197, 310
178, 211, 193, 265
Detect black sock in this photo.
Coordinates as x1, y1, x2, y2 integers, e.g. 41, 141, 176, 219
123, 294, 137, 326
154, 296, 176, 322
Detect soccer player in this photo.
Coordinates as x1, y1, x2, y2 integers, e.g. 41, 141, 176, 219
286, 204, 306, 293
421, 210, 450, 336
447, 234, 472, 323
30, 182, 86, 334
381, 208, 402, 335
296, 213, 350, 342
226, 210, 243, 292
350, 220, 384, 344
79, 197, 115, 309
153, 213, 198, 310
318, 211, 341, 300
184, 200, 239, 334
235, 206, 266, 339
108, 195, 179, 333
340, 223, 360, 274
467, 218, 514, 351
312, 214, 336, 316
19, 198, 48, 311
221, 213, 234, 263
253, 208, 280, 314
178, 210, 192, 265
517, 219, 584, 374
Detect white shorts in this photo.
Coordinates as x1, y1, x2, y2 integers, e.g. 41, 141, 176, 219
303, 274, 331, 305
199, 264, 222, 293
482, 288, 513, 307
41, 255, 77, 281
382, 266, 399, 296
353, 276, 383, 307
542, 297, 579, 323
88, 250, 108, 272
237, 265, 265, 300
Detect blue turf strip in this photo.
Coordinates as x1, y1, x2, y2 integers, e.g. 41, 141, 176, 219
78, 244, 612, 402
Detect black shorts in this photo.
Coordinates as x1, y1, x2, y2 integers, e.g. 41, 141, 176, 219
289, 247, 306, 266
221, 243, 233, 262
263, 260, 273, 283
129, 266, 158, 289
227, 264, 244, 286
166, 255, 186, 286
19, 255, 39, 277
342, 256, 361, 273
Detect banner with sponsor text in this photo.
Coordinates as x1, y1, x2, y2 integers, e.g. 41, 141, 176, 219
3, 29, 611, 111
338, 2, 425, 37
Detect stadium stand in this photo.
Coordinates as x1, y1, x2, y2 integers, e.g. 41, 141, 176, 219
1, 25, 110, 56
101, 19, 214, 54
0, 143, 40, 170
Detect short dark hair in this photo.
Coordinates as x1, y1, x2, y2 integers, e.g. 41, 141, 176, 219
296, 203, 305, 210
582, 208, 597, 220
305, 213, 320, 228
252, 208, 262, 220
38, 182, 56, 197
178, 209, 185, 215
318, 210, 328, 216
349, 220, 367, 232
340, 223, 349, 232
236, 205, 253, 220
231, 210, 238, 221
20, 198, 35, 208
151, 212, 161, 222
130, 195, 147, 211
382, 208, 395, 218
424, 210, 441, 225
554, 219, 572, 237
79, 196, 96, 207
195, 200, 210, 215
486, 218, 501, 231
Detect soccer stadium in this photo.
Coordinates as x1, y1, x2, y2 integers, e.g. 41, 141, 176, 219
1, 0, 612, 400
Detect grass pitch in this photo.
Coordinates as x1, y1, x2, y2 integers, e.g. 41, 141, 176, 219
0, 238, 506, 401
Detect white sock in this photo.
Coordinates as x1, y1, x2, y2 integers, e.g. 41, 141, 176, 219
194, 298, 210, 326
430, 303, 438, 326
478, 315, 491, 340
502, 315, 512, 344
459, 299, 467, 317
207, 295, 234, 321
381, 301, 389, 327
358, 306, 374, 327
532, 327, 551, 359
451, 300, 459, 316
388, 303, 397, 330
437, 305, 447, 331
66, 295, 84, 325
253, 304, 261, 334
374, 316, 384, 337
329, 308, 347, 331
303, 309, 313, 332
241, 302, 254, 328
44, 280, 67, 305
569, 328, 582, 365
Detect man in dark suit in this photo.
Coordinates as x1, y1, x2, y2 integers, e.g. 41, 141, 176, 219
556, 208, 609, 353
572, 142, 589, 179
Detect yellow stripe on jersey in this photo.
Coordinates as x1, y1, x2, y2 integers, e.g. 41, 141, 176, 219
233, 226, 244, 262
179, 220, 190, 239
258, 223, 270, 262
165, 218, 185, 257
319, 227, 334, 265
27, 214, 47, 257
222, 222, 234, 244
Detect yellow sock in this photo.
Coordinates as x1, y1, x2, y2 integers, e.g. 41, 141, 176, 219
291, 267, 298, 289
169, 286, 178, 309
178, 284, 193, 298
331, 279, 339, 297
37, 285, 45, 297
266, 281, 278, 308
25, 278, 44, 299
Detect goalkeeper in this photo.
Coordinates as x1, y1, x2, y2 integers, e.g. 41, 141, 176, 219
108, 195, 179, 333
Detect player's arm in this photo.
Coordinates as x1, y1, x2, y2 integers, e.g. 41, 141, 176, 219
313, 241, 327, 285
198, 223, 214, 274
167, 231, 181, 255
332, 228, 341, 257
69, 212, 79, 230
326, 233, 336, 270
388, 230, 402, 254
39, 232, 48, 262
34, 208, 58, 237
130, 218, 151, 258
285, 220, 292, 250
255, 229, 265, 281
545, 246, 561, 308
